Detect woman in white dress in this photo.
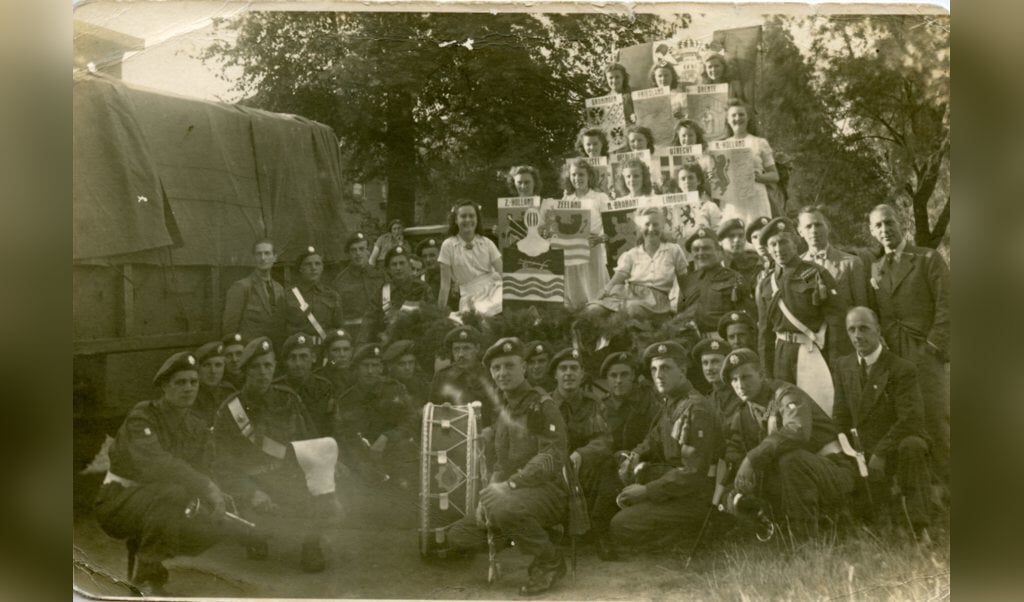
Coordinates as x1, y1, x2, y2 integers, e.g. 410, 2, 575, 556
437, 201, 503, 317
720, 100, 778, 225
554, 158, 611, 309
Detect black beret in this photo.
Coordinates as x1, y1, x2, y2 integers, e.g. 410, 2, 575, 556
383, 339, 415, 363
716, 218, 745, 240
719, 348, 761, 382
323, 328, 352, 348
548, 347, 583, 377
194, 341, 225, 364
345, 232, 367, 250
523, 340, 552, 362
153, 351, 198, 386
295, 245, 321, 267
482, 337, 525, 367
599, 351, 637, 379
758, 217, 796, 244
642, 341, 689, 367
683, 226, 718, 253
239, 337, 274, 370
352, 344, 384, 364
221, 332, 245, 348
746, 216, 771, 242
444, 326, 481, 348
281, 332, 316, 356
383, 245, 409, 266
691, 339, 732, 362
416, 238, 440, 255
717, 311, 756, 339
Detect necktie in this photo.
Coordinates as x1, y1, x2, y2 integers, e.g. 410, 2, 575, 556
266, 281, 276, 308
859, 357, 868, 386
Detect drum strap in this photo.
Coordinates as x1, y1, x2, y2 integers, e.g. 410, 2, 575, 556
227, 398, 288, 459
381, 283, 392, 314
291, 287, 327, 339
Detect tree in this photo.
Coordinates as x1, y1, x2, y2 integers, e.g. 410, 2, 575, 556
202, 11, 687, 225
805, 15, 950, 248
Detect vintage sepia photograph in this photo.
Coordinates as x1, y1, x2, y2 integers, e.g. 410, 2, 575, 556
72, 1, 950, 599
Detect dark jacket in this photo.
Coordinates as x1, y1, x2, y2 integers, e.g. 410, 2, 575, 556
870, 244, 950, 361
492, 382, 569, 489
222, 271, 285, 339
677, 263, 754, 334
274, 373, 336, 438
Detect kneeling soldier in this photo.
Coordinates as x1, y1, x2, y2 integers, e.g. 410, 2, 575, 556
721, 348, 856, 539
609, 342, 722, 553
444, 338, 570, 596
94, 352, 262, 594
275, 333, 336, 437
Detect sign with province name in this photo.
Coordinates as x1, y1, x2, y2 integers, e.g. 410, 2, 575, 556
657, 191, 703, 244
610, 149, 657, 195
585, 93, 627, 153
498, 195, 564, 303
568, 156, 611, 194
496, 196, 541, 251
653, 144, 703, 190
631, 87, 676, 147
652, 35, 711, 88
600, 196, 641, 271
686, 83, 730, 141
542, 198, 590, 268
707, 138, 756, 221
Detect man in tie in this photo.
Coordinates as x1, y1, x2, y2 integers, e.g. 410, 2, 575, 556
868, 204, 950, 487
222, 239, 284, 339
832, 307, 932, 536
797, 205, 869, 313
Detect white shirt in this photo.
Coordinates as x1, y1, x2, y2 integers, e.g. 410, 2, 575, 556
858, 344, 883, 370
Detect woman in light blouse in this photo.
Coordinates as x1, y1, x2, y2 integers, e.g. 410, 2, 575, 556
555, 158, 611, 308
437, 201, 503, 317
720, 99, 778, 225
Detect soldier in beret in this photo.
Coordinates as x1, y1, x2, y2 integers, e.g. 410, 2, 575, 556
211, 337, 336, 573
220, 332, 247, 390
332, 232, 386, 340
444, 338, 571, 596
755, 217, 847, 416
717, 311, 757, 351
222, 239, 285, 340
192, 341, 236, 427
718, 218, 762, 284
677, 227, 755, 337
95, 352, 262, 593
276, 246, 343, 346
609, 342, 722, 554
417, 237, 458, 311
588, 351, 658, 560
362, 245, 434, 341
429, 325, 498, 428
692, 339, 739, 422
316, 328, 356, 394
274, 333, 336, 437
383, 339, 430, 413
334, 343, 418, 488
523, 340, 556, 393
720, 348, 855, 539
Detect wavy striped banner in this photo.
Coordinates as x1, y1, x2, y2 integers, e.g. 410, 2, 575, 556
503, 273, 564, 303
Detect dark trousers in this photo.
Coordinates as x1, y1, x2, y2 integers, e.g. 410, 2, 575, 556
860, 435, 932, 528
445, 481, 567, 561
891, 335, 950, 484
609, 478, 715, 550
764, 450, 856, 524
588, 459, 625, 539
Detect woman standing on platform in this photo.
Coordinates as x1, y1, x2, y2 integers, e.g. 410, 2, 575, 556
557, 158, 611, 308
437, 201, 503, 317
719, 100, 778, 225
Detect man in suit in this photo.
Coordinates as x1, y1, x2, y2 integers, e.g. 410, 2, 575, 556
833, 307, 932, 534
868, 204, 950, 485
222, 239, 285, 339
798, 205, 869, 312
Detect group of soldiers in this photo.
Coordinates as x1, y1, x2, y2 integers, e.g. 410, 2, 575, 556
92, 202, 949, 596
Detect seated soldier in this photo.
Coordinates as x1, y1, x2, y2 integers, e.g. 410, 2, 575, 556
221, 332, 247, 390
276, 246, 343, 345
334, 344, 418, 489
588, 351, 658, 560
443, 338, 570, 596
317, 328, 356, 394
523, 340, 556, 393
274, 333, 336, 437
717, 311, 757, 351
833, 307, 932, 537
193, 341, 236, 427
383, 339, 430, 417
720, 348, 856, 539
363, 245, 435, 341
211, 337, 339, 573
718, 218, 762, 284
429, 325, 499, 428
94, 352, 263, 594
609, 342, 722, 554
691, 339, 740, 423
547, 348, 612, 537
677, 227, 755, 338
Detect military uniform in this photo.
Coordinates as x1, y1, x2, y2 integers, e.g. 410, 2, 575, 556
722, 350, 855, 531
277, 280, 343, 344
334, 370, 418, 484
274, 373, 336, 438
609, 343, 722, 550
362, 275, 434, 341
677, 263, 754, 336
316, 363, 356, 397
870, 241, 950, 482
331, 261, 385, 337
833, 348, 932, 528
725, 249, 763, 285
194, 381, 235, 428
551, 386, 612, 513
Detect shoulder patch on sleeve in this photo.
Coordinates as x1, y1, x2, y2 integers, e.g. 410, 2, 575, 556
787, 402, 796, 410
143, 427, 152, 436
549, 423, 556, 432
